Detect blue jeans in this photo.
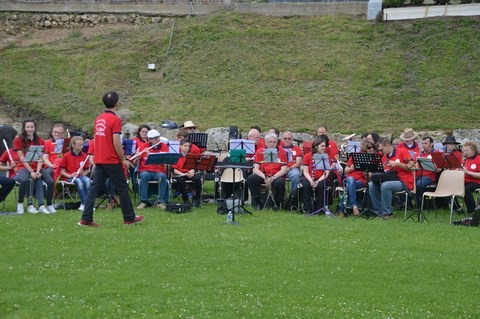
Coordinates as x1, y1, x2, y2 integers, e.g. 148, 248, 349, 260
68, 176, 91, 205
138, 171, 168, 204
338, 177, 366, 212
368, 180, 405, 215
287, 168, 301, 194
415, 176, 433, 205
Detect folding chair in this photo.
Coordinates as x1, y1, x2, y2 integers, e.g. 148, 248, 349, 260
55, 179, 78, 210
421, 170, 465, 224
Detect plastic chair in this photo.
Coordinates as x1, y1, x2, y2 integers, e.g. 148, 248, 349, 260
421, 170, 465, 224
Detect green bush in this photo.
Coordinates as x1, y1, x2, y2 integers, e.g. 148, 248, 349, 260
410, 0, 424, 5
383, 0, 405, 8
435, 0, 451, 4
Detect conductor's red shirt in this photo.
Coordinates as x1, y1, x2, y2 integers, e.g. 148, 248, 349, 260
93, 110, 122, 164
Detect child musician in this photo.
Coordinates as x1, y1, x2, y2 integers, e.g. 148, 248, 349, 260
60, 136, 91, 211
171, 138, 203, 207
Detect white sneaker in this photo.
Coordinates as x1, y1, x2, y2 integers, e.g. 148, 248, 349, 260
46, 205, 57, 213
38, 205, 50, 214
78, 204, 85, 211
28, 205, 39, 214
17, 203, 24, 214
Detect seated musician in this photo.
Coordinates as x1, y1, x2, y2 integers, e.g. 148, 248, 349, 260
133, 129, 169, 210
317, 125, 339, 162
369, 137, 415, 218
397, 128, 420, 159
462, 141, 480, 215
415, 136, 438, 205
279, 131, 303, 194
247, 132, 288, 210
0, 148, 18, 205
59, 136, 91, 211
337, 140, 375, 217
301, 136, 338, 214
133, 124, 151, 150
248, 127, 266, 154
43, 123, 68, 181
176, 130, 202, 154
171, 138, 203, 207
443, 136, 463, 163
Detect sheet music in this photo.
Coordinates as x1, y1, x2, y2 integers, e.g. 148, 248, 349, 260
263, 148, 278, 163
313, 153, 330, 170
347, 141, 361, 153
24, 145, 44, 162
166, 141, 180, 154
417, 158, 437, 172
229, 139, 255, 155
54, 139, 64, 154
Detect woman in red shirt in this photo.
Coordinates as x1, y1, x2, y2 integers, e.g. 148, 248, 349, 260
13, 119, 56, 215
462, 141, 480, 214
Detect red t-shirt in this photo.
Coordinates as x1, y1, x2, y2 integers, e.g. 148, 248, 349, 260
383, 147, 414, 190
326, 140, 339, 160
346, 156, 366, 184
417, 151, 437, 182
60, 151, 89, 180
303, 152, 331, 180
254, 147, 287, 177
137, 142, 168, 174
172, 154, 190, 174
280, 145, 303, 167
397, 141, 420, 159
0, 148, 20, 178
93, 110, 122, 164
133, 136, 149, 151
13, 136, 45, 171
464, 154, 480, 184
190, 143, 202, 155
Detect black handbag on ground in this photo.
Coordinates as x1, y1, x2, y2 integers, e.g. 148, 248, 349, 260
371, 170, 399, 183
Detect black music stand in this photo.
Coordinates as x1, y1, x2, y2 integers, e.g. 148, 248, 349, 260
431, 152, 449, 170
404, 158, 436, 222
189, 133, 208, 149
229, 139, 255, 156
145, 153, 182, 206
309, 153, 335, 217
262, 148, 281, 210
347, 141, 361, 154
444, 153, 462, 169
351, 152, 385, 219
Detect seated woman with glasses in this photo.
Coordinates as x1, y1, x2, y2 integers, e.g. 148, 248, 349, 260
337, 140, 376, 217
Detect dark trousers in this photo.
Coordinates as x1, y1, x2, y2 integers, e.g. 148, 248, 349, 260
464, 182, 480, 214
0, 175, 15, 202
82, 164, 135, 222
302, 179, 328, 213
174, 174, 202, 203
247, 174, 285, 209
14, 168, 54, 206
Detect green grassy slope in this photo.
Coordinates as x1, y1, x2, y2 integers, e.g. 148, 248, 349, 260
0, 14, 479, 134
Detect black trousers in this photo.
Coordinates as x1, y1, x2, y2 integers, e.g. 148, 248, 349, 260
464, 182, 480, 214
82, 164, 135, 222
0, 175, 15, 203
247, 174, 285, 209
174, 174, 202, 203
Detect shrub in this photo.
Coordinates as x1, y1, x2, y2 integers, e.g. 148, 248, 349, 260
383, 0, 405, 7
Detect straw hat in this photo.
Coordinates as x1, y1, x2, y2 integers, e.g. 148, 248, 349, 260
146, 129, 161, 139
183, 121, 197, 129
443, 136, 460, 145
399, 128, 418, 141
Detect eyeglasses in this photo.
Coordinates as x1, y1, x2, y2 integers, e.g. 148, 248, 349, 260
283, 137, 292, 140
52, 131, 63, 135
367, 146, 374, 150
185, 127, 195, 130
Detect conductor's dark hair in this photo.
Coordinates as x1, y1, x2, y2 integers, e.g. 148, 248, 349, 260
102, 91, 119, 109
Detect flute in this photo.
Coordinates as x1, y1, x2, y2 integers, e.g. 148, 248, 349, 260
71, 154, 90, 183
2, 139, 14, 165
128, 140, 163, 161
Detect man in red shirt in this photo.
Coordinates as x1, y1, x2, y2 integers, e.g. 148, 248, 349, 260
79, 91, 143, 226
369, 137, 415, 218
247, 132, 288, 210
279, 131, 303, 194
415, 136, 438, 205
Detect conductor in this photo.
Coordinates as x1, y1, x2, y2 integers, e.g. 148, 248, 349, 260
78, 91, 144, 226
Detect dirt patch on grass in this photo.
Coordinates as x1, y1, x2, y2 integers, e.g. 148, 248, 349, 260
0, 24, 133, 50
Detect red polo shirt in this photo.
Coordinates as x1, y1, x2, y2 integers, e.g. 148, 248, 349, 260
254, 147, 287, 177
383, 147, 414, 190
303, 152, 332, 180
464, 154, 480, 184
280, 144, 303, 167
417, 150, 437, 182
93, 110, 122, 164
172, 154, 190, 174
13, 136, 45, 171
0, 149, 20, 178
398, 141, 420, 159
137, 142, 168, 174
60, 150, 89, 180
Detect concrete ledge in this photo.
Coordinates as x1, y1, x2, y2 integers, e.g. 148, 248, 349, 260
384, 3, 480, 21
0, 2, 224, 15
235, 2, 368, 16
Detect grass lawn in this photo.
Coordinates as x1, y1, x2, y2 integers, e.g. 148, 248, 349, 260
0, 194, 478, 318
